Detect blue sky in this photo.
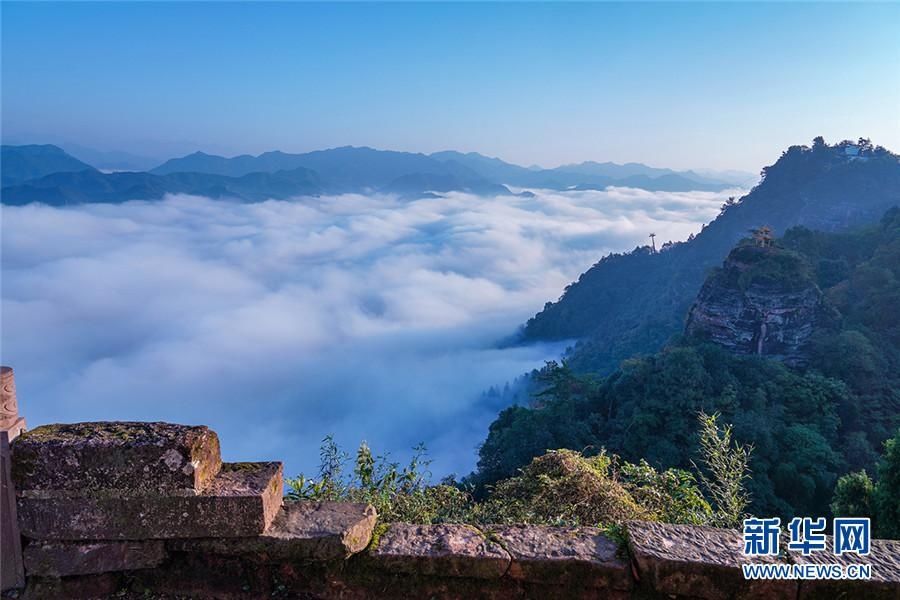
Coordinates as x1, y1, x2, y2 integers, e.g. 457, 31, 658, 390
2, 2, 898, 170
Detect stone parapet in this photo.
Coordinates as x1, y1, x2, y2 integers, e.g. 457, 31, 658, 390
491, 524, 633, 592
170, 500, 377, 561
792, 536, 900, 600
626, 520, 797, 599
17, 461, 283, 540
3, 416, 898, 599
10, 506, 900, 599
0, 366, 26, 593
11, 422, 221, 495
369, 523, 511, 579
23, 540, 168, 578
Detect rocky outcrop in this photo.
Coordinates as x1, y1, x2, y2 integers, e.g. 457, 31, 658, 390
685, 244, 831, 366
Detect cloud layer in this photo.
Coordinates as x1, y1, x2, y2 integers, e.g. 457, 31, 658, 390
0, 187, 737, 477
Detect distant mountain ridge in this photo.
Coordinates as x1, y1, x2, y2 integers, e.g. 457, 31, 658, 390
428, 150, 733, 192
59, 143, 161, 172
0, 165, 323, 206
153, 146, 736, 192
1, 143, 744, 206
1, 144, 97, 187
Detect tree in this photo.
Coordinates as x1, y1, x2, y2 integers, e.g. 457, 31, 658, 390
720, 196, 738, 215
857, 137, 874, 154
831, 429, 900, 539
830, 470, 874, 519
873, 430, 900, 538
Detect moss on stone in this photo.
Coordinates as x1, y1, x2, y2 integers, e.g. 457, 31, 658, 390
221, 462, 258, 472
367, 522, 390, 550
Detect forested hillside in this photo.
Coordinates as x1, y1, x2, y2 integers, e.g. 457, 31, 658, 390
477, 207, 900, 523
522, 138, 900, 375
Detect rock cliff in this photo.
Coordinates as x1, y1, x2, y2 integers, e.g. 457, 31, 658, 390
685, 243, 832, 366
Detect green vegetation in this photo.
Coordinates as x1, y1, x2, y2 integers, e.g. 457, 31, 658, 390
523, 139, 900, 376
477, 208, 900, 529
832, 429, 900, 538
288, 412, 750, 530
727, 243, 814, 292
692, 412, 752, 528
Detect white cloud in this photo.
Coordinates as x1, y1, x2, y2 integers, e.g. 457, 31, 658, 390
0, 187, 738, 477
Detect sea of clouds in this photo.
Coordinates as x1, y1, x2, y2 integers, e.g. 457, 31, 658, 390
0, 187, 738, 478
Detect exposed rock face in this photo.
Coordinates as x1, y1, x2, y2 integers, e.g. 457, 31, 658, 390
685, 244, 829, 366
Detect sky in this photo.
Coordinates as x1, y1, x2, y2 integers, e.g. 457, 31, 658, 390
2, 2, 898, 171
0, 186, 737, 476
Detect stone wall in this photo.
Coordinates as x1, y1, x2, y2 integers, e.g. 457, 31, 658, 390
1, 387, 898, 598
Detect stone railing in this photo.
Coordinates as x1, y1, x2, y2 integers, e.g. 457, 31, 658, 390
1, 366, 898, 599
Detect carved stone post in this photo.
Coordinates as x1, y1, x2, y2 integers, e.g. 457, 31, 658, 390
1, 366, 26, 592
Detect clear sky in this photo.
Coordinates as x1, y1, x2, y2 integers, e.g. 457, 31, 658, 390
2, 2, 898, 171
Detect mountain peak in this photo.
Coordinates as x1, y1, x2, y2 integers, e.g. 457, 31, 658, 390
1, 144, 97, 187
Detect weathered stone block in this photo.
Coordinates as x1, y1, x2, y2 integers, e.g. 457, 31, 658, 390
171, 500, 377, 561
23, 540, 167, 577
12, 422, 222, 495
17, 462, 283, 540
369, 523, 510, 579
792, 536, 900, 600
490, 524, 632, 591
626, 520, 797, 600
1, 431, 25, 593
0, 366, 23, 434
22, 572, 123, 600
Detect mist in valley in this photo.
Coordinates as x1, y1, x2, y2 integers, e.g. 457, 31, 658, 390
0, 186, 739, 478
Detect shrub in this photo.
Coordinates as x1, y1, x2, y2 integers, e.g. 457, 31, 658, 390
830, 470, 874, 519
481, 449, 652, 525
691, 412, 753, 528
287, 412, 750, 530
831, 429, 900, 539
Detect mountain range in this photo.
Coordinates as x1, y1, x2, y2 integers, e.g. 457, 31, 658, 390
519, 138, 900, 375
0, 144, 745, 206
474, 137, 900, 523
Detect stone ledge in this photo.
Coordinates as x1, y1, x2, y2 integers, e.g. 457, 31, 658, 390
792, 536, 900, 600
170, 500, 377, 561
490, 524, 633, 591
16, 462, 283, 540
368, 523, 511, 579
626, 520, 797, 600
11, 422, 221, 495
8, 516, 900, 599
23, 540, 167, 578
